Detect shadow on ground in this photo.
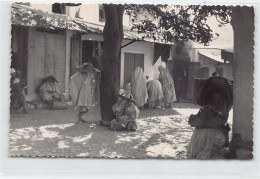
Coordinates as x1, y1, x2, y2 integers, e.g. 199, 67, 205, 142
9, 103, 200, 159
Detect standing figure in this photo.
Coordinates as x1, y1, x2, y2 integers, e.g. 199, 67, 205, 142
110, 92, 139, 131
130, 67, 148, 109
158, 66, 177, 108
147, 80, 164, 109
38, 76, 68, 109
69, 63, 100, 124
187, 76, 233, 159
10, 68, 28, 113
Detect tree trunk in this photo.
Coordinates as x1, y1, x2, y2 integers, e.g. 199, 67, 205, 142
230, 6, 254, 159
100, 4, 124, 122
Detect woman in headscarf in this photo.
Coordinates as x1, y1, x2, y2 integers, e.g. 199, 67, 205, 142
187, 76, 233, 159
69, 62, 100, 124
158, 66, 177, 108
130, 67, 148, 109
147, 79, 164, 109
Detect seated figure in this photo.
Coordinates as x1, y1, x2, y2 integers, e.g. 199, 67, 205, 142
110, 92, 140, 131
38, 76, 68, 109
10, 68, 28, 113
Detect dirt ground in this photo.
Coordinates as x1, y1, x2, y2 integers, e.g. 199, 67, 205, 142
9, 103, 230, 159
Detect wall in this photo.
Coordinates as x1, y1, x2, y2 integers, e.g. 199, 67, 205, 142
29, 3, 52, 12
198, 53, 233, 80
27, 27, 66, 94
217, 63, 233, 80
77, 4, 130, 27
120, 40, 157, 88
198, 53, 219, 77
65, 30, 79, 94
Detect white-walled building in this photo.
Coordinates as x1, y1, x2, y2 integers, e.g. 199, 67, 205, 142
11, 3, 169, 98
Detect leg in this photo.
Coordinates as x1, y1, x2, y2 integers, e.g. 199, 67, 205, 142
20, 94, 28, 113
77, 107, 89, 124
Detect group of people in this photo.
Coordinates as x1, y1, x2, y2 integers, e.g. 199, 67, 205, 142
106, 65, 177, 132
129, 66, 177, 110
10, 63, 233, 159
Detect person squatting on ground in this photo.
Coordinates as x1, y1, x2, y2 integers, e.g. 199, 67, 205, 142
130, 67, 148, 109
69, 63, 100, 124
187, 76, 233, 159
38, 76, 68, 110
10, 68, 28, 113
146, 79, 164, 109
110, 92, 140, 131
158, 65, 177, 108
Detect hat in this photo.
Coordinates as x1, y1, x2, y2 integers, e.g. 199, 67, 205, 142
77, 62, 100, 73
11, 68, 16, 74
46, 76, 58, 83
118, 92, 135, 103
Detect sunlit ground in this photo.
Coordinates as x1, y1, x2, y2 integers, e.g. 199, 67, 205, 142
9, 103, 233, 159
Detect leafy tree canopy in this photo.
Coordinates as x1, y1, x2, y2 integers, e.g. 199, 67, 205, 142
124, 5, 231, 45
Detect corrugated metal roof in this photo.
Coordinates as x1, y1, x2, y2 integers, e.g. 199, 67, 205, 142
198, 51, 224, 63
11, 3, 172, 45
11, 3, 86, 32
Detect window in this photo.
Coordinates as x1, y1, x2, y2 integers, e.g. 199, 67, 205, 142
99, 5, 105, 22
52, 3, 66, 14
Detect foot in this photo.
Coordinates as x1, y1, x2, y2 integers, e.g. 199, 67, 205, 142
23, 110, 28, 114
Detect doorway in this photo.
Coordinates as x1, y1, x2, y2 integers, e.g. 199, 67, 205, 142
124, 53, 144, 84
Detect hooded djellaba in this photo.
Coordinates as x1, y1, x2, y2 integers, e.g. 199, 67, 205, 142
187, 76, 233, 159
158, 65, 177, 108
147, 79, 164, 109
130, 67, 148, 109
69, 62, 100, 124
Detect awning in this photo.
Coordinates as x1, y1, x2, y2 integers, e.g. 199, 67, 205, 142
11, 3, 87, 32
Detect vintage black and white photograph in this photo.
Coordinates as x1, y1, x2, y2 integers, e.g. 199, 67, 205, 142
9, 2, 254, 159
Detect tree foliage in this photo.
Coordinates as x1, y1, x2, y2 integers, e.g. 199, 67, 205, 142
124, 5, 231, 45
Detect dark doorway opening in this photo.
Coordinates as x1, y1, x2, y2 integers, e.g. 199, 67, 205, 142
11, 25, 28, 92
172, 59, 190, 101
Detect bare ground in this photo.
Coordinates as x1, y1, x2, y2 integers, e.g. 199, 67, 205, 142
9, 103, 201, 159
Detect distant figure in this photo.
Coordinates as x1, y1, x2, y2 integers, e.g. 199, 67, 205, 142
147, 80, 164, 109
38, 76, 68, 110
130, 67, 148, 109
187, 76, 233, 159
10, 68, 28, 113
212, 72, 219, 77
110, 92, 139, 131
158, 66, 177, 108
69, 63, 100, 124
124, 82, 132, 94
